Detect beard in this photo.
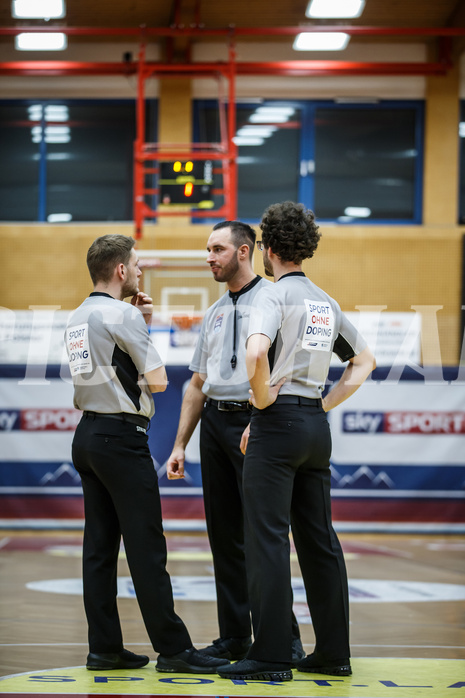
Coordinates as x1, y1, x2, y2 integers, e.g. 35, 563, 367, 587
122, 278, 139, 298
263, 249, 274, 277
210, 253, 240, 283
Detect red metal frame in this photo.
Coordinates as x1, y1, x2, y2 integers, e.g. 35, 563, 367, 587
0, 58, 452, 77
133, 42, 238, 238
0, 24, 464, 37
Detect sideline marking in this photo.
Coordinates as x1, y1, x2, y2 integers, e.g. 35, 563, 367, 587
0, 659, 464, 697
42, 547, 359, 563
24, 576, 465, 604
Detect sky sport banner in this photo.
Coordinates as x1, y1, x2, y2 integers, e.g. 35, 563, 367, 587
0, 308, 463, 526
0, 363, 463, 526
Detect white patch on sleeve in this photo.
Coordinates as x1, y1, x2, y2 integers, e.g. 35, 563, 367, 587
302, 299, 334, 352
66, 323, 93, 375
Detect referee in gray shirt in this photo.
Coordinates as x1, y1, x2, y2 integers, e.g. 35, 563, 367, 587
66, 234, 228, 675
218, 202, 376, 683
167, 221, 303, 664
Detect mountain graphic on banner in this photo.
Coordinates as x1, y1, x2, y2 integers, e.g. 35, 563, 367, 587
331, 465, 395, 489
39, 463, 81, 486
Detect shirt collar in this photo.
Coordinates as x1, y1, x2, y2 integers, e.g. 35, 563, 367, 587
277, 271, 306, 281
228, 275, 262, 299
89, 292, 115, 299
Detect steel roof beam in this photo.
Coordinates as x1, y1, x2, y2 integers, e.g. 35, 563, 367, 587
0, 25, 464, 37
0, 59, 450, 77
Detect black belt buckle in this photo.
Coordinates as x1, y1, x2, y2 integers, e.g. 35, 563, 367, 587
217, 400, 249, 412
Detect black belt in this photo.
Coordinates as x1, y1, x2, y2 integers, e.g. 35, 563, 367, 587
205, 398, 251, 412
274, 396, 322, 407
83, 411, 150, 428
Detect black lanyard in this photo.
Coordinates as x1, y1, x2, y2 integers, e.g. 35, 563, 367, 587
230, 295, 238, 369
228, 276, 261, 371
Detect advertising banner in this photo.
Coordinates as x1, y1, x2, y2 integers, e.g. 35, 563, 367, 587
0, 364, 463, 527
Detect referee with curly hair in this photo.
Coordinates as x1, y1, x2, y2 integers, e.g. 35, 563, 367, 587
219, 201, 376, 683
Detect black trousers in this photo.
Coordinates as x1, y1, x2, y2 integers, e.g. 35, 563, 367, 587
200, 404, 252, 638
243, 402, 350, 663
200, 403, 301, 641
72, 413, 192, 655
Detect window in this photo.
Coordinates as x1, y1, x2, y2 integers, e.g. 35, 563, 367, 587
459, 101, 465, 224
311, 104, 422, 223
194, 99, 423, 224
0, 98, 424, 224
194, 101, 301, 221
0, 103, 39, 221
0, 100, 157, 222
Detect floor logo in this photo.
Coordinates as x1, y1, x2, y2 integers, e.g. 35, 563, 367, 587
0, 659, 464, 697
26, 576, 465, 604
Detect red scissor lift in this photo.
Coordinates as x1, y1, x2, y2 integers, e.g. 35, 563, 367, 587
134, 43, 238, 239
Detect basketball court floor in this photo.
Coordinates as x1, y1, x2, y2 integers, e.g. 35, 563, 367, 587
1, 529, 464, 698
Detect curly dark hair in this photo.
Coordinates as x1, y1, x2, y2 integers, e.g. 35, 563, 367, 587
260, 201, 321, 264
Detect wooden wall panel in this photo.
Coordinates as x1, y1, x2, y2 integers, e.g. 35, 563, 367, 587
0, 223, 462, 364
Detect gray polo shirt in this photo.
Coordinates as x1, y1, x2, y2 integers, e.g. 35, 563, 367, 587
190, 276, 271, 401
65, 292, 163, 418
247, 272, 367, 399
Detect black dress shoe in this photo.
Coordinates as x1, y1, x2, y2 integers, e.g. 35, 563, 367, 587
296, 653, 352, 676
86, 649, 150, 670
218, 658, 293, 682
156, 647, 230, 674
291, 637, 305, 667
197, 636, 252, 660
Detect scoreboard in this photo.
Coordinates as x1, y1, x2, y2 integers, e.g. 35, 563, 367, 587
159, 160, 214, 206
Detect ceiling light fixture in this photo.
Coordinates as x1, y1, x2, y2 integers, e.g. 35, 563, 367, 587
31, 125, 71, 143
28, 104, 69, 121
255, 106, 295, 117
12, 0, 66, 19
249, 113, 290, 123
232, 136, 265, 146
305, 0, 365, 19
293, 32, 350, 51
44, 105, 69, 121
47, 213, 72, 222
16, 32, 67, 50
344, 206, 371, 217
236, 126, 278, 137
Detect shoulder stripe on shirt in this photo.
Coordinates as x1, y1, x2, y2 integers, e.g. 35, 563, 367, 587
333, 333, 356, 362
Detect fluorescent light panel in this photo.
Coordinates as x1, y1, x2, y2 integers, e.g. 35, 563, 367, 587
16, 32, 67, 51
306, 0, 365, 18
232, 136, 265, 146
293, 32, 350, 51
47, 213, 72, 222
249, 113, 290, 123
12, 0, 66, 18
31, 125, 71, 143
28, 104, 69, 121
236, 126, 277, 137
255, 106, 295, 116
344, 206, 371, 217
